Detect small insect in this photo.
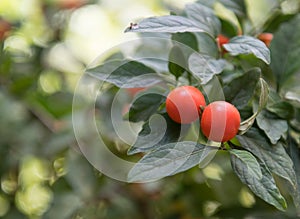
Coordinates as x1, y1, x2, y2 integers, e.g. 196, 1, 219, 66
129, 22, 139, 30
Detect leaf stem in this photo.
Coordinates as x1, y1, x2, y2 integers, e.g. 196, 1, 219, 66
227, 140, 244, 150
187, 70, 192, 85
220, 142, 227, 150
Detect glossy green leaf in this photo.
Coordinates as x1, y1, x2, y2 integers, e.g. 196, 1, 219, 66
128, 113, 190, 155
185, 3, 221, 36
195, 0, 246, 17
239, 78, 269, 134
168, 46, 186, 79
86, 60, 163, 88
237, 128, 297, 191
270, 15, 300, 87
202, 75, 226, 102
124, 16, 207, 33
214, 2, 241, 34
224, 68, 260, 108
231, 154, 287, 211
229, 149, 262, 179
30, 92, 73, 118
223, 36, 271, 64
255, 109, 288, 144
195, 32, 219, 57
245, 0, 281, 31
267, 90, 295, 119
221, 0, 246, 17
258, 78, 270, 110
128, 141, 211, 182
129, 92, 166, 123
288, 137, 300, 215
171, 32, 198, 51
282, 73, 300, 108
103, 51, 124, 62
188, 53, 226, 84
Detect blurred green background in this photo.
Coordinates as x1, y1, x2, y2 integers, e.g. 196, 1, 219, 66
0, 0, 299, 218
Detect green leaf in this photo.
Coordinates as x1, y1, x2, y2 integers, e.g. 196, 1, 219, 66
86, 60, 163, 88
129, 33, 171, 72
245, 0, 281, 32
257, 78, 270, 110
124, 16, 207, 33
229, 149, 262, 180
188, 53, 226, 84
128, 113, 190, 155
255, 109, 288, 144
103, 51, 124, 62
220, 19, 239, 37
270, 14, 300, 87
267, 90, 295, 119
282, 72, 300, 108
129, 92, 166, 123
195, 0, 246, 17
223, 36, 271, 64
185, 3, 221, 36
237, 128, 297, 192
214, 2, 241, 34
231, 154, 287, 211
29, 92, 73, 118
127, 141, 212, 182
195, 32, 219, 57
171, 32, 198, 51
168, 46, 186, 79
288, 137, 300, 215
219, 0, 246, 17
202, 75, 226, 102
239, 78, 269, 134
224, 68, 261, 109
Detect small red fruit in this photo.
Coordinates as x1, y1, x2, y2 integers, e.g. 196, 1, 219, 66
201, 101, 240, 142
258, 33, 273, 47
166, 86, 206, 124
0, 19, 11, 41
217, 34, 230, 53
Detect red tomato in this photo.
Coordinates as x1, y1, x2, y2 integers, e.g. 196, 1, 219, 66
166, 86, 206, 124
200, 101, 240, 142
258, 33, 273, 47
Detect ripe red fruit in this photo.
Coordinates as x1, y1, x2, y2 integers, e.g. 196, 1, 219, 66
166, 86, 206, 124
200, 101, 240, 142
0, 19, 11, 41
217, 34, 230, 53
258, 33, 273, 47
217, 34, 229, 46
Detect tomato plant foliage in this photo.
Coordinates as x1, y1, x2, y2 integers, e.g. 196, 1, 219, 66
88, 0, 300, 213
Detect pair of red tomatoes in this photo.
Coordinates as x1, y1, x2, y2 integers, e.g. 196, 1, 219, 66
166, 86, 241, 142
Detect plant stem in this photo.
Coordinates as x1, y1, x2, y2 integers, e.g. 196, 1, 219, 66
227, 141, 244, 150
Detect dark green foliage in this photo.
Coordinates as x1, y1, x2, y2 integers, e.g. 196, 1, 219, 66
1, 0, 300, 218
